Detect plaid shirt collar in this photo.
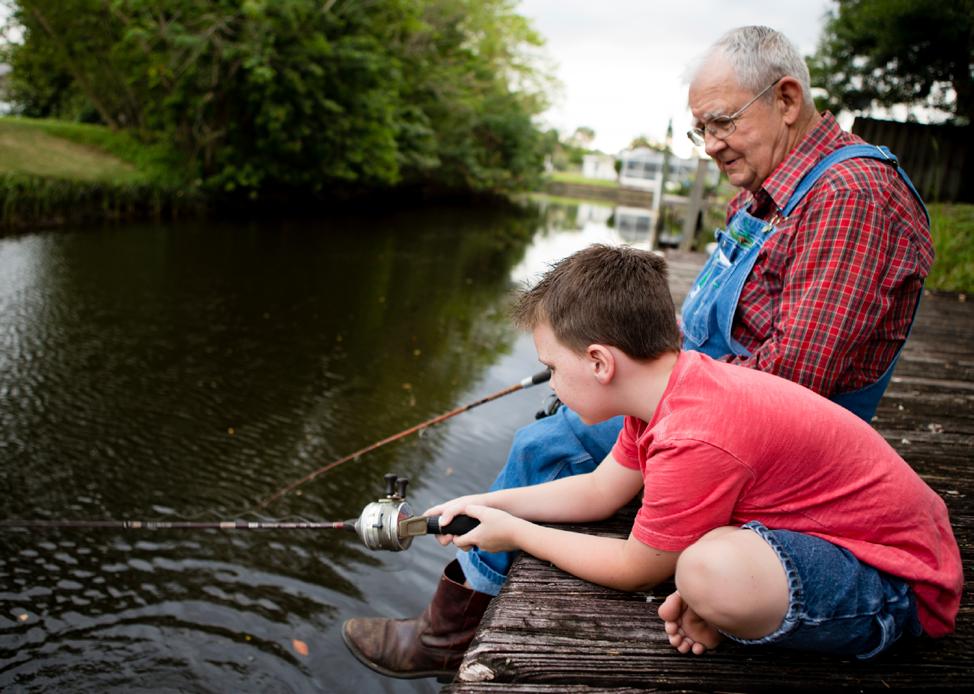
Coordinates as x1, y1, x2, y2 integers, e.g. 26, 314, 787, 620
746, 112, 845, 217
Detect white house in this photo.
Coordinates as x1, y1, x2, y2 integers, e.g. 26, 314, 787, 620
617, 147, 664, 191
581, 153, 617, 181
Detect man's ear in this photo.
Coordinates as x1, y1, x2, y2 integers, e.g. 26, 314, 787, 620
587, 344, 615, 384
775, 77, 805, 126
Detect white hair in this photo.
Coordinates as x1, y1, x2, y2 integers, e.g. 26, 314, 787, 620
688, 26, 814, 106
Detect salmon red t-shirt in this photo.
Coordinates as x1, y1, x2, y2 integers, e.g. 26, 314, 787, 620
611, 351, 962, 638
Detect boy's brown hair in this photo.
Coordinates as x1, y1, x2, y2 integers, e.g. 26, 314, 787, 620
513, 244, 681, 359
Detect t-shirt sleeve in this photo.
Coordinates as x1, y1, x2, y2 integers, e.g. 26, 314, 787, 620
610, 415, 645, 470
632, 438, 754, 552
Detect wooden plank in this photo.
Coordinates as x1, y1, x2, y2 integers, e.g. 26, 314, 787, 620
444, 277, 974, 692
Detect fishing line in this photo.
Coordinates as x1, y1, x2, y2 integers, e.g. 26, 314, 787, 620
251, 368, 551, 511
1, 370, 550, 550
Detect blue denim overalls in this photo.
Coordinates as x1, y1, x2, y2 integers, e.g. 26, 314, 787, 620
457, 144, 929, 595
681, 144, 928, 423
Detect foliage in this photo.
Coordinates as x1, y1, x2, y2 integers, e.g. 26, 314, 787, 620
2, 0, 555, 195
626, 135, 668, 153
927, 203, 974, 293
0, 172, 201, 229
566, 126, 595, 148
809, 0, 974, 124
546, 127, 601, 171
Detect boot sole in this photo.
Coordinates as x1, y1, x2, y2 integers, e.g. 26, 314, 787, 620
340, 621, 456, 683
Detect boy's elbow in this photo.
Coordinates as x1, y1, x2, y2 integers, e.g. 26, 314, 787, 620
616, 574, 659, 593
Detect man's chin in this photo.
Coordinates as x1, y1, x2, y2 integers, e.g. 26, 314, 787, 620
726, 171, 759, 193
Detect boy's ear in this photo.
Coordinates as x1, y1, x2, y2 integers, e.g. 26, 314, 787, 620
587, 344, 615, 384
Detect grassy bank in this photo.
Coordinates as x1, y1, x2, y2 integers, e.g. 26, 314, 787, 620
547, 170, 620, 188
0, 117, 198, 230
927, 203, 974, 295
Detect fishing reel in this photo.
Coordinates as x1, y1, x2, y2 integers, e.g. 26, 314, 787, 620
352, 473, 479, 552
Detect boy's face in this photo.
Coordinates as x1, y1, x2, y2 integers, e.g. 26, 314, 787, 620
533, 321, 610, 425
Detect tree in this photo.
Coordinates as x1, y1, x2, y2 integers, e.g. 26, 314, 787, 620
809, 0, 974, 124
1, 0, 556, 195
567, 126, 595, 148
627, 135, 669, 153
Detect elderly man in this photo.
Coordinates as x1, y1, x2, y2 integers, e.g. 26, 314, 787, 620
342, 25, 932, 680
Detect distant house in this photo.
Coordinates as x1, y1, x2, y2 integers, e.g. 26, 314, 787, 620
581, 153, 617, 181
618, 147, 720, 192
618, 147, 665, 190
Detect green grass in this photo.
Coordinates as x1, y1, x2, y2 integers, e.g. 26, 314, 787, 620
547, 170, 620, 188
0, 120, 140, 182
927, 203, 974, 294
0, 116, 198, 230
0, 116, 188, 186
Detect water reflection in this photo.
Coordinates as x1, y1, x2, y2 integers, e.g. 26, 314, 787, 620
0, 198, 646, 692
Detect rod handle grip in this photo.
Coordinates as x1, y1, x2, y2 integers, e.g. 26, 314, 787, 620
427, 514, 480, 536
531, 368, 551, 385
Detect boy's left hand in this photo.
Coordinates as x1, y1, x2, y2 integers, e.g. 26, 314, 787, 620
450, 504, 526, 553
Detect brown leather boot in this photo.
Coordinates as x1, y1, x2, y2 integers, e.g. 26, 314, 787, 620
341, 559, 492, 680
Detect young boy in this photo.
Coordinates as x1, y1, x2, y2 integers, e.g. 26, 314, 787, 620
428, 244, 962, 658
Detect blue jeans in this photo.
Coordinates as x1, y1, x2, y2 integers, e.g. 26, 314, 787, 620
456, 408, 623, 595
733, 521, 923, 658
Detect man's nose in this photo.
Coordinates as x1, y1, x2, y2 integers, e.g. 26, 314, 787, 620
703, 130, 727, 157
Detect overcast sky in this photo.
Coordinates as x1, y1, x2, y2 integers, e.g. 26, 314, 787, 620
517, 0, 835, 157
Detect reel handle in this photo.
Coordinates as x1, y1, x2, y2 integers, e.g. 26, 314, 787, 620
426, 514, 480, 536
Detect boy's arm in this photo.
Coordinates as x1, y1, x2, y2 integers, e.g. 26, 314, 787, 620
427, 452, 642, 525
440, 460, 677, 592
457, 504, 677, 592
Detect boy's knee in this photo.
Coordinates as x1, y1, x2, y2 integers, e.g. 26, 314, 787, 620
675, 528, 790, 635
674, 532, 751, 622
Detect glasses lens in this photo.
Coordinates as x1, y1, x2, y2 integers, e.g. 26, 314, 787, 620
709, 116, 735, 139
687, 129, 705, 146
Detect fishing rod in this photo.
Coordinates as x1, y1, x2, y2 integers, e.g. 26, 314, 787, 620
2, 370, 554, 551
253, 368, 551, 510
0, 474, 479, 552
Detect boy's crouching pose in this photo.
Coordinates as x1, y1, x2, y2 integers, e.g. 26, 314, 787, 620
428, 244, 962, 658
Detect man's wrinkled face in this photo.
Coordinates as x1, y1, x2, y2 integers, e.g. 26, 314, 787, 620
688, 62, 785, 193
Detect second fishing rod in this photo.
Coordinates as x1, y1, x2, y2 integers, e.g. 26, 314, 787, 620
2, 368, 553, 553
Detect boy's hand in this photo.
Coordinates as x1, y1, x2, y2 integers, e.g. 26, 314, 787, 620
451, 504, 526, 553
424, 494, 487, 546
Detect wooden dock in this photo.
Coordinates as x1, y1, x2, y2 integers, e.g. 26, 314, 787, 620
444, 251, 974, 692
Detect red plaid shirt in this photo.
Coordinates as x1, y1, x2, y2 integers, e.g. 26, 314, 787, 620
725, 112, 933, 396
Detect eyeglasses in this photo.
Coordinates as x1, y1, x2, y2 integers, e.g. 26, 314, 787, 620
687, 78, 781, 147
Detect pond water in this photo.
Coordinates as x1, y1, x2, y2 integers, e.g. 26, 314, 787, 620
0, 199, 653, 693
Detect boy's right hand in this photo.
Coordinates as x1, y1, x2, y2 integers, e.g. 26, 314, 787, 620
424, 494, 487, 546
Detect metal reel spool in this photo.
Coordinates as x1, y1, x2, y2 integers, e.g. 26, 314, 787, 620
355, 498, 415, 551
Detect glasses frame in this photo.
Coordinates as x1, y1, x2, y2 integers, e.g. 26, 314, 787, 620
687, 78, 781, 147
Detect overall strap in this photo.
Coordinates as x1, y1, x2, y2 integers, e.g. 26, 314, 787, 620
782, 144, 929, 223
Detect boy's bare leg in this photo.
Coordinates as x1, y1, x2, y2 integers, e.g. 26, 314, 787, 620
658, 526, 789, 655
659, 591, 722, 654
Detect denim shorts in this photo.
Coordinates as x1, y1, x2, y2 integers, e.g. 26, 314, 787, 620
729, 521, 923, 659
